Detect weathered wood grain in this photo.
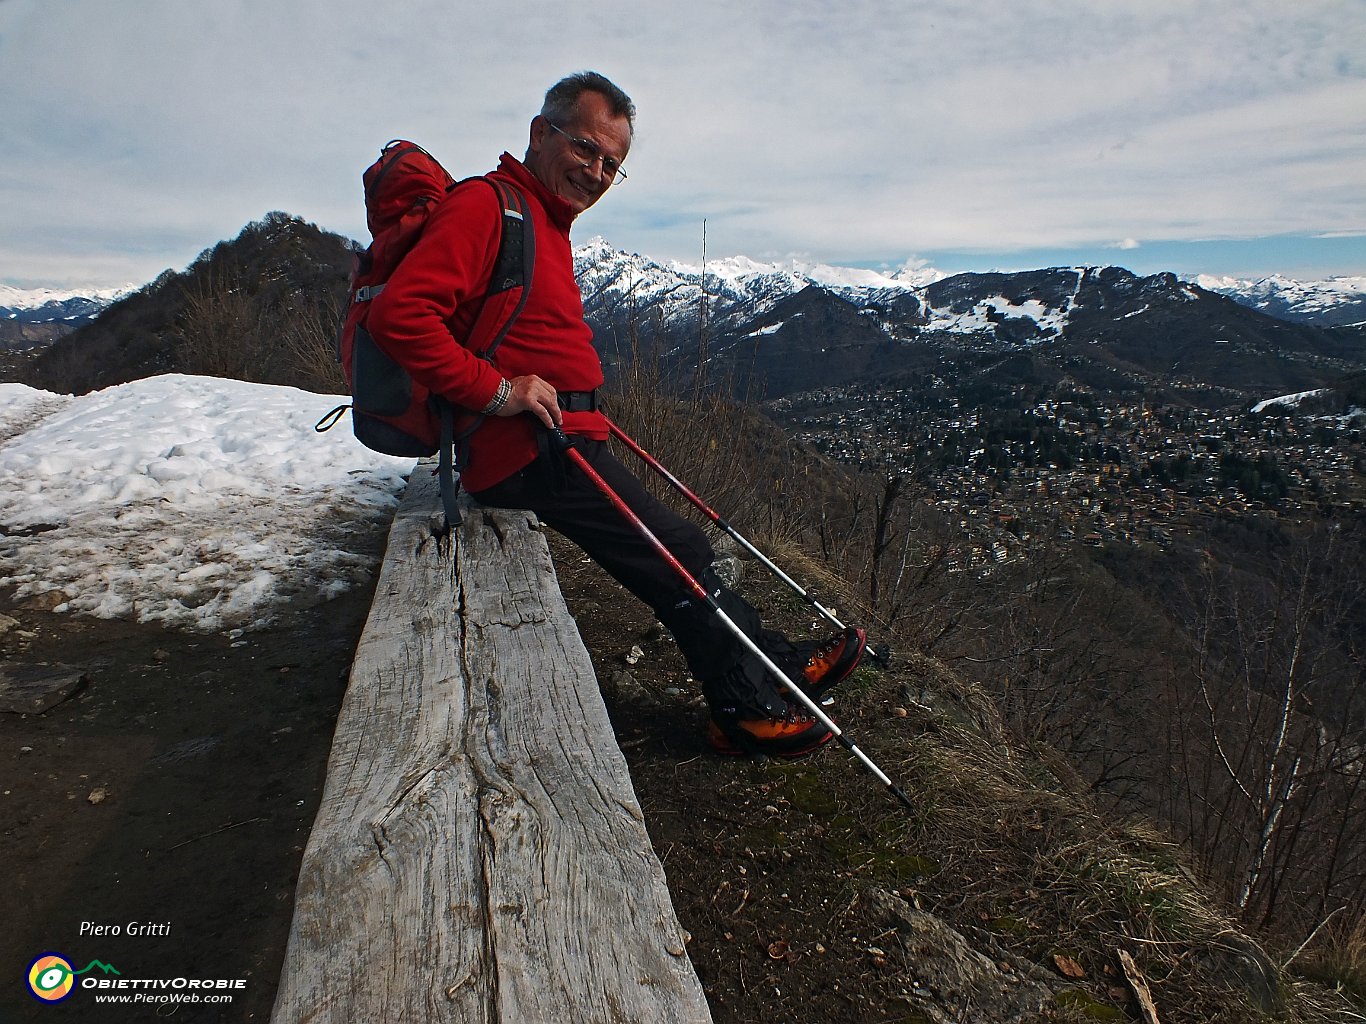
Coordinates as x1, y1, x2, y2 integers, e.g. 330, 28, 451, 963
271, 468, 711, 1024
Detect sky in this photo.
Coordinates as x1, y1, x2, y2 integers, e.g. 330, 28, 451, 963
1, 0, 1364, 290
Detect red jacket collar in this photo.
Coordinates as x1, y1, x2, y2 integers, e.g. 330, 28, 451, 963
494, 153, 576, 234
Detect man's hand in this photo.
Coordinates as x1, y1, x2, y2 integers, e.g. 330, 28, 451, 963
499, 375, 562, 429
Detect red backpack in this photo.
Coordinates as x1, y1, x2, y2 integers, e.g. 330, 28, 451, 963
317, 140, 535, 526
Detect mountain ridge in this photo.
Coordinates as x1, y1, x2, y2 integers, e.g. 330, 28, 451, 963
1196, 272, 1366, 327
7, 220, 1363, 405
9, 240, 1362, 333
575, 243, 1362, 407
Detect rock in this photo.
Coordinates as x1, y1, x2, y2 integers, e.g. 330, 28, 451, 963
898, 675, 1008, 744
19, 591, 66, 613
603, 670, 660, 707
712, 534, 745, 559
87, 787, 108, 805
0, 613, 20, 637
1199, 932, 1281, 1014
0, 662, 86, 714
624, 645, 644, 666
150, 736, 222, 766
709, 554, 744, 589
868, 889, 1058, 1023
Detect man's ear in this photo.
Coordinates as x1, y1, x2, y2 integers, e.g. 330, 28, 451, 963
528, 114, 548, 153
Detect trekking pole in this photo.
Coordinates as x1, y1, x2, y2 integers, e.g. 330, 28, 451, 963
550, 428, 914, 813
605, 418, 849, 631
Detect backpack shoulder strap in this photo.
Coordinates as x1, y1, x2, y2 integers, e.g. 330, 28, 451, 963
464, 177, 536, 361
437, 177, 538, 531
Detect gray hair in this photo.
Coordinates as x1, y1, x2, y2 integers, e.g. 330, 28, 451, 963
541, 71, 636, 132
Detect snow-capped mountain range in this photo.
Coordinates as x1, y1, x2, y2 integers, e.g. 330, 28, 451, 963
7, 250, 1363, 332
1195, 274, 1366, 327
575, 239, 1088, 349
0, 285, 135, 341
5, 244, 1362, 372
569, 239, 1362, 403
574, 238, 933, 336
1, 284, 132, 318
572, 239, 1365, 340
0, 285, 137, 349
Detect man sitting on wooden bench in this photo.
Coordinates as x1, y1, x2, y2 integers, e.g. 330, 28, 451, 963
368, 71, 864, 759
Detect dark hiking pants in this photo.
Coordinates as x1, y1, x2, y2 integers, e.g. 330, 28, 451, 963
469, 437, 800, 717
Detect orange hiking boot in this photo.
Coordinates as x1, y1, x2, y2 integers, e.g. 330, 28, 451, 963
800, 626, 867, 702
707, 704, 834, 760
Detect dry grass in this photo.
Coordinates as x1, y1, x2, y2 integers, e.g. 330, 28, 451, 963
749, 564, 1355, 1021
592, 343, 1365, 1023
1291, 913, 1366, 1012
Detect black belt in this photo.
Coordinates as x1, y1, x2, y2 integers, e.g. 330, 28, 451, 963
556, 390, 599, 412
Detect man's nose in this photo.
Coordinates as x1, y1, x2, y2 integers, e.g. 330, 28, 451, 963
581, 156, 607, 186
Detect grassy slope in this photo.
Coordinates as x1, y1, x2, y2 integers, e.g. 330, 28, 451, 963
557, 388, 1358, 1024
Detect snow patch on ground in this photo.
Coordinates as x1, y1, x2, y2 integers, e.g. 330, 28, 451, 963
0, 374, 413, 633
0, 383, 72, 445
746, 321, 785, 337
1251, 388, 1332, 413
923, 295, 1069, 338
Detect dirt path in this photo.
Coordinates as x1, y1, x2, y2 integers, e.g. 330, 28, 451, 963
4, 526, 924, 1024
1, 578, 377, 1022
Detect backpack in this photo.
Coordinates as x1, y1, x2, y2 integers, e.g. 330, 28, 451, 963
315, 140, 535, 528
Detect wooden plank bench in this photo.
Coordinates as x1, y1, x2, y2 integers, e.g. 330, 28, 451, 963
271, 467, 712, 1023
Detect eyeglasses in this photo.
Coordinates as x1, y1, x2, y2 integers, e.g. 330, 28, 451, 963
546, 121, 628, 184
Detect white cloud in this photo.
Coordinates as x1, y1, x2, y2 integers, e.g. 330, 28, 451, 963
1, 0, 1363, 285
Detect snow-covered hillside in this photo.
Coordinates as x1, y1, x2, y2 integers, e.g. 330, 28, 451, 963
574, 238, 943, 338
576, 242, 1214, 350
0, 284, 132, 322
1250, 388, 1333, 414
0, 375, 411, 633
1195, 274, 1366, 327
0, 284, 131, 308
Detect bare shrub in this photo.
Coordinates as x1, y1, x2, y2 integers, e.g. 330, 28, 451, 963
1162, 528, 1366, 937
602, 332, 758, 530
602, 330, 964, 659
274, 287, 347, 394
175, 259, 269, 381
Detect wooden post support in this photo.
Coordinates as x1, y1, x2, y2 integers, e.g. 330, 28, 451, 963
271, 468, 712, 1023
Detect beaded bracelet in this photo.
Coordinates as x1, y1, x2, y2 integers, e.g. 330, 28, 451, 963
480, 378, 512, 415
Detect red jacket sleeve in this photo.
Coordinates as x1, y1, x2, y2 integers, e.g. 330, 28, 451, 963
365, 181, 506, 411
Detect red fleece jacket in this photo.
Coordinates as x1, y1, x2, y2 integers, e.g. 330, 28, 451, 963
366, 153, 607, 492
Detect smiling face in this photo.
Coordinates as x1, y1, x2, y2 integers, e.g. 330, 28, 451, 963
524, 89, 632, 216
